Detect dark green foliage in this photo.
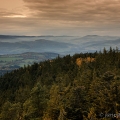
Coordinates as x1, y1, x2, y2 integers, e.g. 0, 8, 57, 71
0, 47, 120, 120
102, 71, 115, 81
65, 107, 83, 120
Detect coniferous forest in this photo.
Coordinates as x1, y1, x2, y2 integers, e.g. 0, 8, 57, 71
0, 47, 120, 120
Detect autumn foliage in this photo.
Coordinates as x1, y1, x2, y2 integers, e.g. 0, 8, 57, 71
76, 57, 95, 66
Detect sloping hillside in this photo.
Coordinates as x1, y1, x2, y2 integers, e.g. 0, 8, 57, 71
0, 48, 120, 120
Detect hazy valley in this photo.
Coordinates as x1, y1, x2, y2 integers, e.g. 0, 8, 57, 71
0, 35, 120, 55
0, 34, 120, 75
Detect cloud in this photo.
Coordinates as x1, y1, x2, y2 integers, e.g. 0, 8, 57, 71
23, 0, 120, 23
0, 0, 120, 36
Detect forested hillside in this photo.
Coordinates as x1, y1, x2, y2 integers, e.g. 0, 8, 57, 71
0, 47, 120, 120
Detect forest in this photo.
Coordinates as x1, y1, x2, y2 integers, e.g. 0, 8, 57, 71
0, 47, 120, 120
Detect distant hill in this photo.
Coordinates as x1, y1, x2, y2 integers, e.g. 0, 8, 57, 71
70, 35, 120, 52
0, 35, 77, 43
0, 35, 120, 55
0, 39, 79, 55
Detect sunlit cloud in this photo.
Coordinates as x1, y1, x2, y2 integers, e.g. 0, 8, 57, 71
3, 15, 27, 18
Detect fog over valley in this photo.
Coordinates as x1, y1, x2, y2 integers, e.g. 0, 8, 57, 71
0, 35, 120, 55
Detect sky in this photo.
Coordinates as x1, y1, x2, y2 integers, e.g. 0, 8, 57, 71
0, 0, 120, 36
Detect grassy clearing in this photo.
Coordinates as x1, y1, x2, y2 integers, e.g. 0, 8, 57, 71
23, 59, 36, 63
0, 57, 23, 62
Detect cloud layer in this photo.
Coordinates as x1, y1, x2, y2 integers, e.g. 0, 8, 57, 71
0, 0, 120, 36
23, 0, 120, 23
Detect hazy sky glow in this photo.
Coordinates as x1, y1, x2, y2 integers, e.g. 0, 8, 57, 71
0, 0, 120, 36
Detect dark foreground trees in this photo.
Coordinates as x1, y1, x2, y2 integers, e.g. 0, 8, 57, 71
0, 47, 120, 120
